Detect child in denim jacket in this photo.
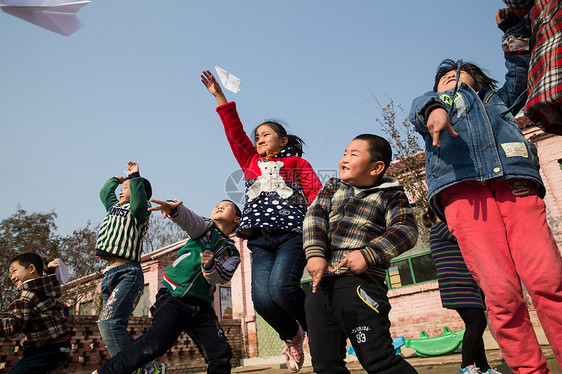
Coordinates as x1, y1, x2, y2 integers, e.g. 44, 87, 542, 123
409, 8, 562, 374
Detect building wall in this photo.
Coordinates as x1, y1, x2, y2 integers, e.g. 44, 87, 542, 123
0, 315, 242, 374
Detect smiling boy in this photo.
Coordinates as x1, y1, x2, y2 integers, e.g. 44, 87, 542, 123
303, 134, 418, 374
1, 253, 71, 374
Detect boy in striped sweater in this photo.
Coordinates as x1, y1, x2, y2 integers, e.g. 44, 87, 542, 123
95, 161, 157, 372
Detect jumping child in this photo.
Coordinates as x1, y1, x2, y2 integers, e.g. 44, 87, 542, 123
202, 70, 322, 372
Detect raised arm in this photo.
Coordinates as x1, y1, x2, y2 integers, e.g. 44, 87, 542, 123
201, 70, 227, 106
126, 162, 151, 224
495, 7, 531, 112
99, 177, 120, 212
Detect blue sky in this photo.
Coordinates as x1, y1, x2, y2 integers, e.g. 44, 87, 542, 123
1, 1, 509, 236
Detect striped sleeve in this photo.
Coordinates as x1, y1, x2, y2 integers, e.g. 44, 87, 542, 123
202, 255, 241, 285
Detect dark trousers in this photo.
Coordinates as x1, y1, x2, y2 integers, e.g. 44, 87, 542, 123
305, 275, 417, 374
456, 307, 490, 370
8, 339, 71, 374
98, 288, 232, 374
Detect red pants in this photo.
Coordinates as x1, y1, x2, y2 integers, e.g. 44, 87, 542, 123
441, 179, 562, 374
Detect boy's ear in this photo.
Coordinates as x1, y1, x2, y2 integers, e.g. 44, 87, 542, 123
234, 216, 241, 225
370, 161, 386, 177
28, 263, 37, 275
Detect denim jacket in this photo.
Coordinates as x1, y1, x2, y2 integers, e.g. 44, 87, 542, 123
409, 24, 544, 219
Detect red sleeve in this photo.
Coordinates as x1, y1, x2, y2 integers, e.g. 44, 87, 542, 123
216, 102, 256, 170
297, 158, 323, 204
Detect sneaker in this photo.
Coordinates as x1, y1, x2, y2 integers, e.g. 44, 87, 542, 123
459, 366, 480, 374
143, 364, 167, 374
282, 325, 305, 373
482, 369, 502, 374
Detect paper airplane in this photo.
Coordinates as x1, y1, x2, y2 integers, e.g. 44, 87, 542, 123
215, 66, 241, 94
0, 0, 90, 36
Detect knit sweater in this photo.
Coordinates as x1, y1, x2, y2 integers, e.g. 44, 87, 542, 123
95, 176, 150, 262
303, 177, 418, 281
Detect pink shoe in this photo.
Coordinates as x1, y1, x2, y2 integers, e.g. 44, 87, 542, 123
282, 325, 305, 372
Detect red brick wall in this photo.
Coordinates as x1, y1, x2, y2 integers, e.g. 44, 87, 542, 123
0, 315, 242, 374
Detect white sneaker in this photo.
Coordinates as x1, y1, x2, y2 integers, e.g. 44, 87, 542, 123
282, 325, 305, 373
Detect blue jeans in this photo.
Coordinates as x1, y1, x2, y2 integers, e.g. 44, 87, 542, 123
8, 339, 71, 374
248, 229, 307, 340
97, 262, 144, 357
98, 288, 232, 374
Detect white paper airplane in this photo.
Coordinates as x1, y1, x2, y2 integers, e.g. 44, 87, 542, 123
0, 0, 90, 36
215, 66, 241, 94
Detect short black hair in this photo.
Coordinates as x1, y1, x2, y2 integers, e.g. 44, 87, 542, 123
433, 59, 498, 92
10, 253, 44, 276
221, 200, 242, 218
353, 134, 392, 174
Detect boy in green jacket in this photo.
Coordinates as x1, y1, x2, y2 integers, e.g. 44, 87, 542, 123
94, 198, 241, 374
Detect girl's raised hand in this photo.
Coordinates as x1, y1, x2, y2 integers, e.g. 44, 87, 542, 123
201, 70, 228, 106
148, 199, 183, 219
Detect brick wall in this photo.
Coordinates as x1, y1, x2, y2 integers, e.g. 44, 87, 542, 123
0, 315, 242, 374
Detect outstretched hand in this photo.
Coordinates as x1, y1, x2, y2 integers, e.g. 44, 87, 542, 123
148, 199, 183, 219
201, 70, 228, 106
427, 107, 458, 147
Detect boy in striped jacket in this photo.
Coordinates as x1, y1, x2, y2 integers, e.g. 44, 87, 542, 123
93, 198, 241, 374
94, 161, 154, 372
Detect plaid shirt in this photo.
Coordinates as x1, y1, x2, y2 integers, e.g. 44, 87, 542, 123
504, 0, 562, 134
0, 274, 69, 347
303, 177, 418, 281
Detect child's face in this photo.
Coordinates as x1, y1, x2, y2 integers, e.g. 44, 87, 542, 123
118, 179, 131, 205
339, 139, 380, 186
254, 124, 288, 156
437, 70, 476, 92
9, 261, 39, 287
210, 201, 240, 229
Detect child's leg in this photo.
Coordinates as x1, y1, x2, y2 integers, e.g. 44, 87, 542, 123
7, 341, 70, 374
456, 308, 489, 371
97, 262, 144, 357
97, 289, 187, 374
184, 303, 232, 374
248, 231, 306, 340
305, 278, 350, 374
441, 180, 551, 374
330, 275, 417, 374
490, 179, 562, 367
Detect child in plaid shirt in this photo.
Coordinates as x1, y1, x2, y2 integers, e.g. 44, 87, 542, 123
303, 134, 418, 374
1, 253, 71, 374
